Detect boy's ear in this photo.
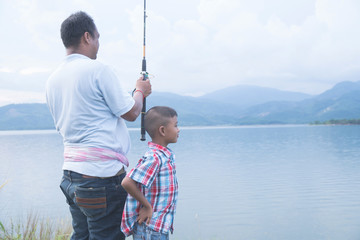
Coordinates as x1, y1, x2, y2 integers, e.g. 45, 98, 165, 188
159, 126, 166, 137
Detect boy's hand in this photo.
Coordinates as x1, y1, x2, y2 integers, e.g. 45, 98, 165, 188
137, 205, 153, 225
121, 176, 153, 225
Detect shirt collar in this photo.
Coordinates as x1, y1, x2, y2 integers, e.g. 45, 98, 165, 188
148, 142, 173, 159
65, 53, 90, 61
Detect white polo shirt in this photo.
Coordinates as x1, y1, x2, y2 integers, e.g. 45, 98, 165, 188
46, 54, 135, 177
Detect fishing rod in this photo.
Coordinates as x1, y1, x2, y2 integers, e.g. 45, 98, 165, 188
140, 0, 148, 141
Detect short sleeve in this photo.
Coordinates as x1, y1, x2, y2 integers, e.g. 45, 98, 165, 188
128, 154, 160, 188
96, 65, 135, 117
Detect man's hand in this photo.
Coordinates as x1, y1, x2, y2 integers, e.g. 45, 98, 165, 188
121, 76, 152, 121
135, 76, 152, 98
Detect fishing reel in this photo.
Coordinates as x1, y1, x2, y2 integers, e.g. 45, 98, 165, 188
141, 71, 149, 80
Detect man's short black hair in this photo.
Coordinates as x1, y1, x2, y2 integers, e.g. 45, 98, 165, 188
60, 11, 97, 48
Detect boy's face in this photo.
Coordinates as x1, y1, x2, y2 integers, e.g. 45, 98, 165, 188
164, 116, 179, 144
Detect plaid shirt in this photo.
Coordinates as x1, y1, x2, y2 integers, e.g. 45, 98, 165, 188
121, 142, 178, 236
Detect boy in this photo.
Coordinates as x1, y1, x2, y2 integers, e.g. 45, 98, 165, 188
121, 106, 179, 239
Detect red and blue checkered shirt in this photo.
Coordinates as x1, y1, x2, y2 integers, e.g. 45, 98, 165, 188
121, 142, 178, 236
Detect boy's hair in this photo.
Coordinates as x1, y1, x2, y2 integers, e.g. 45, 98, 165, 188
145, 106, 178, 138
61, 11, 97, 48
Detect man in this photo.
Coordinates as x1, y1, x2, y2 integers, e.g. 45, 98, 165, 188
46, 11, 151, 240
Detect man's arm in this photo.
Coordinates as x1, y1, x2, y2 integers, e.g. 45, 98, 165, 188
122, 176, 153, 224
121, 77, 151, 121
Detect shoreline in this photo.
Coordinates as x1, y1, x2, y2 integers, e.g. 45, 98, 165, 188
2, 123, 360, 136
0, 124, 312, 135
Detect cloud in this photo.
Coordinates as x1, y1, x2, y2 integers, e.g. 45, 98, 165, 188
1, 0, 360, 106
0, 89, 45, 107
0, 68, 14, 73
0, 71, 49, 92
19, 68, 52, 75
176, 0, 360, 93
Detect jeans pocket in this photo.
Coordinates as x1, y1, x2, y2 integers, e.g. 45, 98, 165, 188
150, 231, 168, 240
75, 186, 107, 218
60, 177, 73, 205
133, 223, 168, 240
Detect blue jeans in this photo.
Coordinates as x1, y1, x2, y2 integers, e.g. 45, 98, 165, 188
60, 170, 128, 240
133, 223, 169, 240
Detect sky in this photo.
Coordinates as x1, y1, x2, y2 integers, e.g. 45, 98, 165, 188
1, 0, 360, 106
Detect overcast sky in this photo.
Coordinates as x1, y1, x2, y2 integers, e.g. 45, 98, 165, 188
1, 0, 360, 106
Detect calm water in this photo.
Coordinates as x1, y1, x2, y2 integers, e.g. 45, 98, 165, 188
1, 125, 360, 240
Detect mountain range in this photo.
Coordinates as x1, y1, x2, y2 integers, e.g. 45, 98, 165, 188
1, 80, 360, 130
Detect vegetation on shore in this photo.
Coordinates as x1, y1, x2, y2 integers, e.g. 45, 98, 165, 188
311, 118, 360, 125
0, 214, 72, 240
0, 183, 72, 240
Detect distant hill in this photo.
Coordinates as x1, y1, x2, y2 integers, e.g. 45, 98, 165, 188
0, 81, 360, 130
0, 103, 54, 130
199, 85, 312, 108
316, 81, 360, 101
140, 92, 243, 126
235, 81, 360, 124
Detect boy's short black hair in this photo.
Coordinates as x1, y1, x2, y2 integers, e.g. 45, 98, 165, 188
60, 11, 97, 48
145, 106, 178, 138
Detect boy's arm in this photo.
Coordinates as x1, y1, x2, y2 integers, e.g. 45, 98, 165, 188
122, 176, 153, 224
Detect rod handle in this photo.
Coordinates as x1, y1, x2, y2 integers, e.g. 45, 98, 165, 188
140, 70, 148, 141
140, 97, 146, 141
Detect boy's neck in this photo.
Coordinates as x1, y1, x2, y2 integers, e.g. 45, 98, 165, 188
151, 138, 168, 148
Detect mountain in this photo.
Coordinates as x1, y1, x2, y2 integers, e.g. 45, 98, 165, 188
0, 103, 54, 130
316, 81, 360, 101
199, 85, 312, 108
126, 92, 243, 127
1, 81, 360, 130
235, 81, 360, 124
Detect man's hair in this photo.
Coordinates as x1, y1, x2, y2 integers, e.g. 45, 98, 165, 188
60, 11, 96, 48
145, 106, 178, 138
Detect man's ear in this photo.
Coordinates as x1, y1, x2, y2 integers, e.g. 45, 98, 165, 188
83, 32, 91, 44
159, 126, 166, 137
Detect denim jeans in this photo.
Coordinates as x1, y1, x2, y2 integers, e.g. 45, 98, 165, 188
132, 222, 169, 240
60, 170, 128, 240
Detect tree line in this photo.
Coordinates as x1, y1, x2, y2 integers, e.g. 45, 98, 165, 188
311, 119, 360, 125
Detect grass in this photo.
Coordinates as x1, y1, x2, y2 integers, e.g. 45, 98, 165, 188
0, 180, 8, 190
0, 182, 72, 240
0, 213, 72, 240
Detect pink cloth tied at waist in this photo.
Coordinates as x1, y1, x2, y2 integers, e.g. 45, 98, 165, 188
64, 146, 129, 167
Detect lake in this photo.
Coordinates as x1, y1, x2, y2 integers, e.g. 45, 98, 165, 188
1, 125, 360, 240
